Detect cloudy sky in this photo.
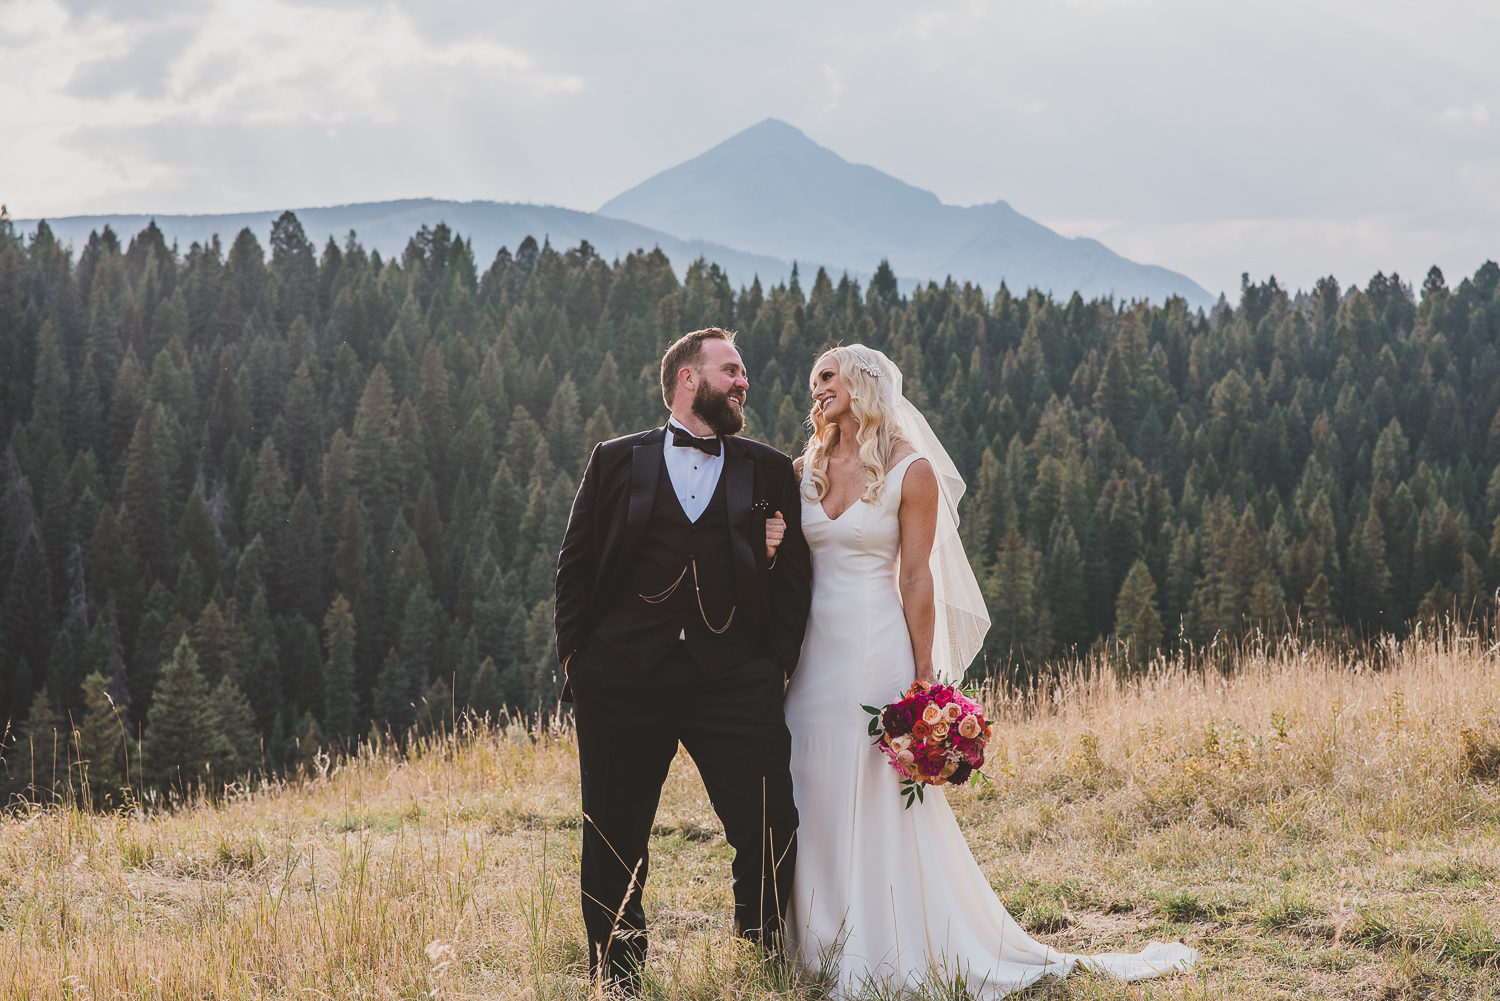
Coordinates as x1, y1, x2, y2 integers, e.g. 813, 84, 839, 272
1, 0, 1496, 297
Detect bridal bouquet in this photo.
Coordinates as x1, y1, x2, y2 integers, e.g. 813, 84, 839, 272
863, 681, 992, 807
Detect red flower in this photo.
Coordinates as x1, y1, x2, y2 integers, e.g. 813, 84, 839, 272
882, 703, 917, 735
912, 720, 932, 739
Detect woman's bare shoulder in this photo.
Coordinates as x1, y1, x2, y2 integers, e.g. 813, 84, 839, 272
899, 456, 938, 499
885, 441, 917, 471
792, 456, 804, 476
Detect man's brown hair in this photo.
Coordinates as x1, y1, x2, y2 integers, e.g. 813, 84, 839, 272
660, 327, 737, 406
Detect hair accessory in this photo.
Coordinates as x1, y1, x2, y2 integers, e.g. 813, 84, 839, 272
858, 363, 883, 378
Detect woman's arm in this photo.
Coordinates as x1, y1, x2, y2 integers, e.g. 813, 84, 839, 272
897, 459, 939, 685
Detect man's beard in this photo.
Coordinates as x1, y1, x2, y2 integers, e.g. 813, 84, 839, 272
692, 381, 745, 437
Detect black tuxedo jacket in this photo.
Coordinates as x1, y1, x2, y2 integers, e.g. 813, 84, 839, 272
554, 425, 812, 681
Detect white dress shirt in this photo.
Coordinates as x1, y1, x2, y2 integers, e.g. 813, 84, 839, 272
663, 419, 724, 522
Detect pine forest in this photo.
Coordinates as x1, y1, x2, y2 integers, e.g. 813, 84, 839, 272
2, 206, 1499, 804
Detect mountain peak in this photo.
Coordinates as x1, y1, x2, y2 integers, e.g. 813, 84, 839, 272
598, 119, 941, 264
738, 117, 810, 140
599, 120, 1211, 305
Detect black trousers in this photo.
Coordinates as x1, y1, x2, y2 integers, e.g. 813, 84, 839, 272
570, 642, 799, 986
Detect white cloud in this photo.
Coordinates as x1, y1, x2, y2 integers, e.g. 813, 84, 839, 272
0, 0, 582, 215
1438, 101, 1489, 126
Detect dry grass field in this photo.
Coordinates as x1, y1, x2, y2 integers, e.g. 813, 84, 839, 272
3, 630, 1499, 1000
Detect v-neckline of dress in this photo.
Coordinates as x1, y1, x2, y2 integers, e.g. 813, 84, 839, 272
819, 496, 858, 522
815, 453, 920, 522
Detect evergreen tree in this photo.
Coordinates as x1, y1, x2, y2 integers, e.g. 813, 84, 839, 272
322, 594, 358, 744
413, 480, 443, 571
1081, 509, 1114, 636
397, 587, 437, 703
545, 375, 582, 475
74, 671, 131, 809
503, 407, 540, 485
282, 485, 323, 621
141, 636, 227, 794
452, 627, 480, 705
350, 364, 399, 534
1043, 518, 1088, 651
280, 361, 322, 492
416, 676, 452, 735
281, 613, 325, 723
121, 403, 172, 579
176, 485, 219, 597
590, 352, 619, 422
89, 503, 141, 629
521, 599, 561, 715
8, 685, 62, 802
581, 404, 615, 469
241, 587, 281, 729
1246, 566, 1286, 631
270, 211, 318, 330
4, 522, 54, 680
45, 611, 89, 722
773, 396, 803, 455
468, 655, 505, 721
210, 673, 260, 779
188, 597, 240, 685
73, 354, 104, 456
1303, 572, 1335, 636
1347, 510, 1393, 633
130, 582, 172, 715
1113, 559, 1164, 672
174, 552, 203, 619
373, 648, 414, 733
487, 460, 523, 561
982, 527, 1039, 683
245, 438, 290, 556
418, 339, 455, 469
29, 320, 68, 440
103, 597, 132, 732
207, 348, 251, 456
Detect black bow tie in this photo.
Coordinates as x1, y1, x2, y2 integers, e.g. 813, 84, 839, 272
672, 428, 721, 456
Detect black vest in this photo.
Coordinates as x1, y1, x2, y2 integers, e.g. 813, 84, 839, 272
591, 462, 756, 674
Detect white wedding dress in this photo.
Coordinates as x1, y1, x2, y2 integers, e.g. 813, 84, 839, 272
784, 454, 1197, 998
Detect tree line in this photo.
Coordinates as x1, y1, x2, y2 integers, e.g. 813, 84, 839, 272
1, 204, 1498, 805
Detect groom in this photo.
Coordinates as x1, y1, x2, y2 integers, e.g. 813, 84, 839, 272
554, 327, 812, 991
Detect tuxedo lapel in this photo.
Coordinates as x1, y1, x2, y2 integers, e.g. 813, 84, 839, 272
621, 428, 666, 573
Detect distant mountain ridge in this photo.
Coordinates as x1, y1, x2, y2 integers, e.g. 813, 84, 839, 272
12, 199, 790, 289
601, 118, 1213, 307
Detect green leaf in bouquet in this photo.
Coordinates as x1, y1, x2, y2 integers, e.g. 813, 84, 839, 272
861, 704, 881, 716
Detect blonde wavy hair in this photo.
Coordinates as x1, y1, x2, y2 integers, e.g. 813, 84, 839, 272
801, 344, 909, 506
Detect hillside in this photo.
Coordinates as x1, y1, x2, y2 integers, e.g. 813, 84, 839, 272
2, 640, 1497, 997
600, 119, 1214, 307
1, 204, 1499, 800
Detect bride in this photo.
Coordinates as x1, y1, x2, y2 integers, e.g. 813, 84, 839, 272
766, 344, 1198, 998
